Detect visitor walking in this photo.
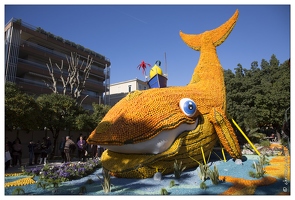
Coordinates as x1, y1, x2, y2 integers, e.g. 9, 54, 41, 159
27, 140, 36, 165
40, 137, 48, 164
12, 139, 22, 167
64, 136, 75, 162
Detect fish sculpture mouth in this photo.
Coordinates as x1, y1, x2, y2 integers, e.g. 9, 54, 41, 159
102, 119, 198, 154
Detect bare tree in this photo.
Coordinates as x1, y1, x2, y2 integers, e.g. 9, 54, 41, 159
44, 52, 93, 105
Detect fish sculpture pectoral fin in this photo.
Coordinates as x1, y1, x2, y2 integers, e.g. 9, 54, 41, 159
209, 108, 242, 159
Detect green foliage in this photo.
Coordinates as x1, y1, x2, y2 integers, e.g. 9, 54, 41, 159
199, 181, 207, 190
75, 103, 111, 132
248, 171, 257, 178
258, 154, 270, 165
36, 181, 49, 190
197, 163, 210, 182
208, 165, 220, 185
5, 81, 41, 131
224, 55, 290, 132
37, 93, 82, 130
246, 129, 267, 143
249, 155, 268, 178
15, 19, 22, 24
169, 180, 175, 188
97, 167, 113, 193
91, 103, 112, 125
160, 188, 168, 195
11, 187, 25, 195
173, 159, 186, 179
281, 136, 289, 147
249, 161, 265, 178
5, 81, 112, 159
47, 179, 62, 188
36, 93, 83, 157
259, 139, 270, 147
75, 111, 96, 132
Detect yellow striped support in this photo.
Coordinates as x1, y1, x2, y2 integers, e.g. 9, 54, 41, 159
232, 119, 260, 156
206, 151, 212, 164
189, 156, 202, 165
222, 148, 227, 162
201, 146, 206, 164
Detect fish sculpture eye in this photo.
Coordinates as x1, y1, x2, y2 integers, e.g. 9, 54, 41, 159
179, 98, 197, 117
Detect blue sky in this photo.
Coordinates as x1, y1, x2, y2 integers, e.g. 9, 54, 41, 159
4, 3, 291, 86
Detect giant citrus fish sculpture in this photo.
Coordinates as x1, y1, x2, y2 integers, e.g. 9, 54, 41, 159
87, 9, 242, 178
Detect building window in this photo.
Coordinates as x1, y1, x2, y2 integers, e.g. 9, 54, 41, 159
128, 85, 132, 92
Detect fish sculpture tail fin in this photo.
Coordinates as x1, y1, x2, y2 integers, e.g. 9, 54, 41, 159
179, 9, 239, 51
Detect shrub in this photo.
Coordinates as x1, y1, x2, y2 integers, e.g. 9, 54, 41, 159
200, 181, 207, 190
169, 180, 175, 188
197, 163, 210, 182
208, 165, 220, 185
160, 188, 168, 195
11, 187, 25, 195
173, 159, 186, 179
260, 140, 270, 147
97, 167, 113, 193
249, 155, 268, 178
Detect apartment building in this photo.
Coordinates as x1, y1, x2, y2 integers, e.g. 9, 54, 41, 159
5, 18, 111, 110
108, 78, 149, 106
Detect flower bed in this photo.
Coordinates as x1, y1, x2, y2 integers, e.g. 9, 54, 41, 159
23, 158, 101, 182
5, 155, 290, 195
5, 158, 101, 190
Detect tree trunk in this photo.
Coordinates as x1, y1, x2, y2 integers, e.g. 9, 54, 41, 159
48, 129, 60, 160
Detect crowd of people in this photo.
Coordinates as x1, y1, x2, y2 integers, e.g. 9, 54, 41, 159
59, 134, 105, 163
5, 134, 104, 171
5, 136, 52, 171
